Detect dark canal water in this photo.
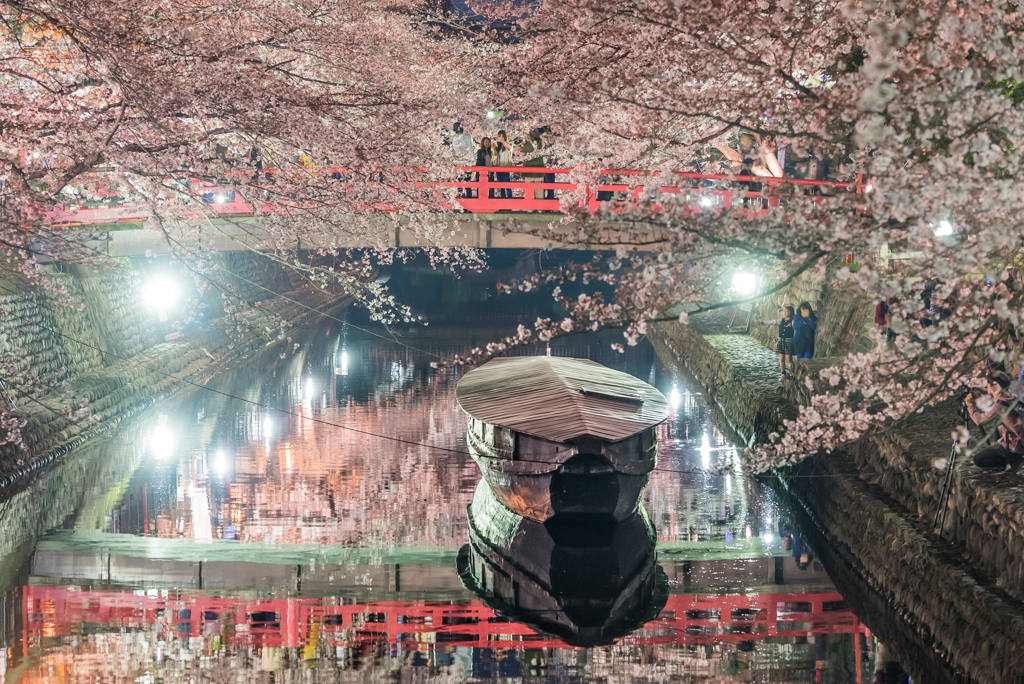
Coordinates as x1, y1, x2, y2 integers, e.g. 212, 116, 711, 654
0, 316, 914, 683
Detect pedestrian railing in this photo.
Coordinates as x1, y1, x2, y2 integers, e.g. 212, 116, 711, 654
39, 166, 864, 227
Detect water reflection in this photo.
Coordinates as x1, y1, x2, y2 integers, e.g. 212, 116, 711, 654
0, 321, 910, 682
458, 482, 668, 647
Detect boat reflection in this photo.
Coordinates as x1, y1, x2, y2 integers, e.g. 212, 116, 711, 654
457, 482, 668, 647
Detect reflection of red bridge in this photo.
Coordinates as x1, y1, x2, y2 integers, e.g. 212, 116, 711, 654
21, 585, 864, 653
43, 168, 861, 227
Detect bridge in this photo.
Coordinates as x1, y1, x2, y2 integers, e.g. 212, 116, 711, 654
19, 584, 862, 652
38, 167, 860, 256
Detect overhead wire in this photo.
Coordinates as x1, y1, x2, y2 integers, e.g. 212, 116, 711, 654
0, 284, 864, 479
216, 265, 444, 358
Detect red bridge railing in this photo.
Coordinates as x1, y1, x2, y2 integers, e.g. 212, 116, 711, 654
39, 167, 862, 227
20, 585, 863, 653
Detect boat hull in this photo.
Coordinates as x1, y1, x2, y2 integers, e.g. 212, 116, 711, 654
457, 481, 667, 647
468, 442, 653, 523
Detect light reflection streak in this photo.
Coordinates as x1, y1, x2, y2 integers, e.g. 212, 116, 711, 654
668, 386, 682, 410
147, 415, 174, 461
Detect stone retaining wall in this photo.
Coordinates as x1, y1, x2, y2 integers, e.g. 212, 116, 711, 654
0, 255, 351, 492
749, 277, 876, 357
652, 318, 1024, 684
783, 454, 1024, 684
649, 321, 793, 446
781, 358, 1024, 606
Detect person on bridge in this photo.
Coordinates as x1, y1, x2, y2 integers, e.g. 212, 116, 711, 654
792, 302, 818, 360
451, 122, 475, 199
518, 130, 547, 202
475, 137, 493, 199
494, 130, 514, 200
714, 133, 783, 206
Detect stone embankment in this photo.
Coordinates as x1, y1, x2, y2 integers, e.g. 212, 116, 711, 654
0, 254, 350, 493
650, 313, 1024, 684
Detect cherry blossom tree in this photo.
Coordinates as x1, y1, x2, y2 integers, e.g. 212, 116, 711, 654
0, 0, 493, 299
449, 0, 1024, 470
0, 0, 500, 448
5, 0, 1024, 472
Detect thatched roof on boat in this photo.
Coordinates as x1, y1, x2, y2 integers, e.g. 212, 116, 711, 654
455, 357, 670, 443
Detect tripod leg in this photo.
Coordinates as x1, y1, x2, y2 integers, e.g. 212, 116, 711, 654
937, 447, 959, 536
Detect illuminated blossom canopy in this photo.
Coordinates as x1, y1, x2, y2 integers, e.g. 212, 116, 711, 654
3, 0, 1024, 468
453, 0, 1024, 469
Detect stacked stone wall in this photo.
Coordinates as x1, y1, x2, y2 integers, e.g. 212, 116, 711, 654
217, 251, 295, 304
652, 315, 1024, 683
785, 454, 1024, 684
749, 277, 875, 358
649, 322, 793, 446
79, 273, 160, 363
781, 358, 1024, 605
0, 254, 352, 490
0, 278, 106, 400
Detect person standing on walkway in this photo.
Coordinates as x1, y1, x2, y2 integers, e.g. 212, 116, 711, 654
493, 130, 513, 200
874, 296, 898, 345
475, 137, 492, 199
792, 302, 818, 360
451, 122, 474, 199
776, 306, 796, 377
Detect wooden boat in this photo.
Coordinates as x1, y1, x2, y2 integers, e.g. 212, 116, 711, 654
457, 481, 667, 647
456, 356, 670, 522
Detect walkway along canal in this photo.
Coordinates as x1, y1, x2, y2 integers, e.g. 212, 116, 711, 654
0, 311, 926, 683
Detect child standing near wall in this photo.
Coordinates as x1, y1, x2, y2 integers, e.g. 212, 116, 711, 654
793, 301, 818, 360
776, 306, 795, 378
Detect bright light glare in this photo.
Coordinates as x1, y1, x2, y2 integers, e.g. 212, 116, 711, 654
762, 532, 774, 544
304, 377, 314, 399
214, 450, 228, 474
486, 110, 496, 119
700, 433, 712, 468
215, 193, 227, 204
732, 272, 758, 295
340, 350, 349, 376
148, 416, 174, 460
699, 195, 715, 208
263, 416, 273, 437
935, 220, 954, 236
142, 276, 180, 311
668, 386, 682, 410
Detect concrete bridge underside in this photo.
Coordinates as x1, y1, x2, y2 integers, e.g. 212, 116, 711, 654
62, 214, 668, 257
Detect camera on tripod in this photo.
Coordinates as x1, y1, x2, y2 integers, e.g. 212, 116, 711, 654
955, 387, 972, 422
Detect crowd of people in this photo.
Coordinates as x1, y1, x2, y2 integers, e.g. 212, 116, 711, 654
770, 289, 1023, 473
449, 122, 555, 203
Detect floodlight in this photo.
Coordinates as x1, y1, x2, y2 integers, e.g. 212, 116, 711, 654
732, 272, 758, 296
142, 275, 180, 312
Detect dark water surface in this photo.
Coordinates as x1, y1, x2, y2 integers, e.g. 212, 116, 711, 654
0, 320, 910, 683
